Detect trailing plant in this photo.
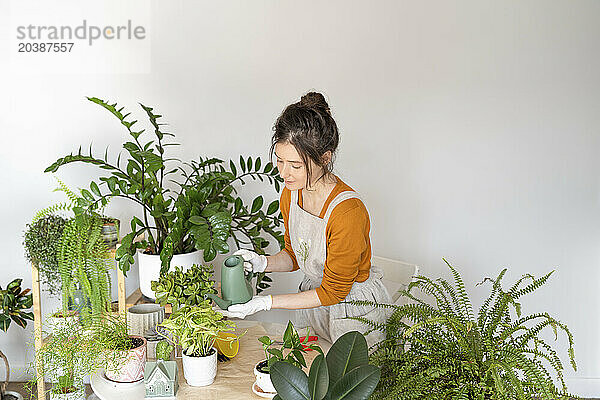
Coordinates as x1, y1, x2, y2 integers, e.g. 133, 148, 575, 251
0, 278, 33, 398
349, 259, 577, 400
90, 313, 133, 352
258, 321, 321, 373
159, 301, 236, 357
151, 263, 217, 311
270, 330, 381, 400
23, 214, 68, 296
45, 97, 285, 296
25, 312, 105, 398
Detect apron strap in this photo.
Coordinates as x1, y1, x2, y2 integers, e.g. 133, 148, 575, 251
322, 190, 362, 221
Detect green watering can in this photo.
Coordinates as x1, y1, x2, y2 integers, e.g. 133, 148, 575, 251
207, 255, 254, 310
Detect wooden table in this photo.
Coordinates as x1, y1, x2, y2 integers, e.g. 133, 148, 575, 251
175, 320, 327, 399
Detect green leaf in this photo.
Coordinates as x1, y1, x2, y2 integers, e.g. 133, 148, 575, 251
0, 315, 10, 332
255, 158, 261, 171
240, 155, 246, 172
80, 189, 94, 202
258, 336, 272, 346
247, 156, 253, 171
90, 181, 101, 196
189, 216, 206, 225
326, 331, 369, 385
267, 200, 279, 215
251, 196, 264, 213
263, 162, 273, 174
329, 364, 380, 400
230, 160, 237, 177
270, 361, 310, 400
308, 354, 329, 400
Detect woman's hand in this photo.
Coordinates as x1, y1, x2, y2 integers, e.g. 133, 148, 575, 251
220, 295, 273, 319
233, 249, 268, 273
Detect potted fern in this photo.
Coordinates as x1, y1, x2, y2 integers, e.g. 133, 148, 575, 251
159, 301, 236, 386
0, 278, 33, 400
45, 97, 284, 299
91, 313, 147, 383
26, 312, 105, 400
352, 259, 577, 400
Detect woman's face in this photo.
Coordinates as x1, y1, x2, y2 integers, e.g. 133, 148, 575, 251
274, 142, 313, 191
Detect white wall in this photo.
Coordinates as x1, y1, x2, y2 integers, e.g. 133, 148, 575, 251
1, 0, 599, 395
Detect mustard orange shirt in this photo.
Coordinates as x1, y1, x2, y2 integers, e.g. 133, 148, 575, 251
279, 176, 371, 306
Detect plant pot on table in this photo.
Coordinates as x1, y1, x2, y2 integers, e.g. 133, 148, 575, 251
181, 347, 217, 387
1, 391, 24, 400
49, 386, 85, 400
104, 336, 147, 383
137, 249, 203, 300
254, 359, 276, 394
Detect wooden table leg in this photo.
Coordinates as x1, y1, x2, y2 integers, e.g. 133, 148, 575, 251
31, 262, 45, 399
117, 267, 126, 318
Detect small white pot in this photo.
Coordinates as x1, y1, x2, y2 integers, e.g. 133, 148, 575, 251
49, 386, 86, 400
181, 347, 217, 387
47, 312, 79, 334
138, 250, 203, 299
254, 359, 276, 394
2, 391, 24, 400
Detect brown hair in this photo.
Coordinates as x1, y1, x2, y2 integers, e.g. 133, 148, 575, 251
270, 91, 340, 189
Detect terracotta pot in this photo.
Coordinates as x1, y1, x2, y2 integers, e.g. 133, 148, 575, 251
181, 347, 217, 387
137, 250, 203, 299
254, 359, 276, 394
104, 336, 147, 383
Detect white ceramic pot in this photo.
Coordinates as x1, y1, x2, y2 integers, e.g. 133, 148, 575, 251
49, 386, 85, 400
138, 250, 203, 299
126, 304, 165, 337
254, 360, 276, 394
181, 347, 217, 387
47, 311, 79, 334
104, 336, 147, 383
2, 391, 24, 400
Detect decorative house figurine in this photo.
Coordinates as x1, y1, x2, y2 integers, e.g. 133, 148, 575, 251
144, 359, 178, 398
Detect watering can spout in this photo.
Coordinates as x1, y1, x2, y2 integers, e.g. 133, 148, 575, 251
207, 293, 232, 310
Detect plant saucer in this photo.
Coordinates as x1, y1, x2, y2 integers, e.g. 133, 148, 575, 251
252, 380, 276, 399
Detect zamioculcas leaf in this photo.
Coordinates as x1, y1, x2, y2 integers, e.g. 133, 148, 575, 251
267, 200, 279, 215
251, 196, 263, 213
240, 155, 246, 172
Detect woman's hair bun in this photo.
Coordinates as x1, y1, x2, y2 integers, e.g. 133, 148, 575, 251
300, 92, 330, 112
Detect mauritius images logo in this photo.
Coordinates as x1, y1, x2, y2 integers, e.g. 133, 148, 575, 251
16, 20, 146, 46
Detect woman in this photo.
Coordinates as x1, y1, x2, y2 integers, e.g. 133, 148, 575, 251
225, 91, 391, 347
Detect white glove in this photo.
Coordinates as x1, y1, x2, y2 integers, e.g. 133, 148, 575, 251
221, 295, 273, 319
233, 249, 268, 273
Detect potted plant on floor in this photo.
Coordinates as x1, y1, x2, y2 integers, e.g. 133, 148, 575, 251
45, 97, 285, 299
0, 278, 33, 400
158, 301, 236, 386
254, 321, 322, 396
91, 313, 147, 383
350, 259, 577, 400
25, 312, 105, 400
270, 330, 381, 400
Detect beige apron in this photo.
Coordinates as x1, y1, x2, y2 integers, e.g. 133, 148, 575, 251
289, 188, 391, 349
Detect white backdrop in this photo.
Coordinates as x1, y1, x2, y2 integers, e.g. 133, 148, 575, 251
1, 0, 599, 396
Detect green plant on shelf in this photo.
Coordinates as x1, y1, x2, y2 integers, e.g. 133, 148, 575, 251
45, 97, 285, 293
151, 263, 217, 311
0, 278, 33, 399
348, 259, 577, 400
25, 312, 105, 398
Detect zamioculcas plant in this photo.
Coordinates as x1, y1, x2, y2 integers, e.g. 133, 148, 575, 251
269, 330, 381, 400
45, 97, 284, 293
350, 259, 577, 400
